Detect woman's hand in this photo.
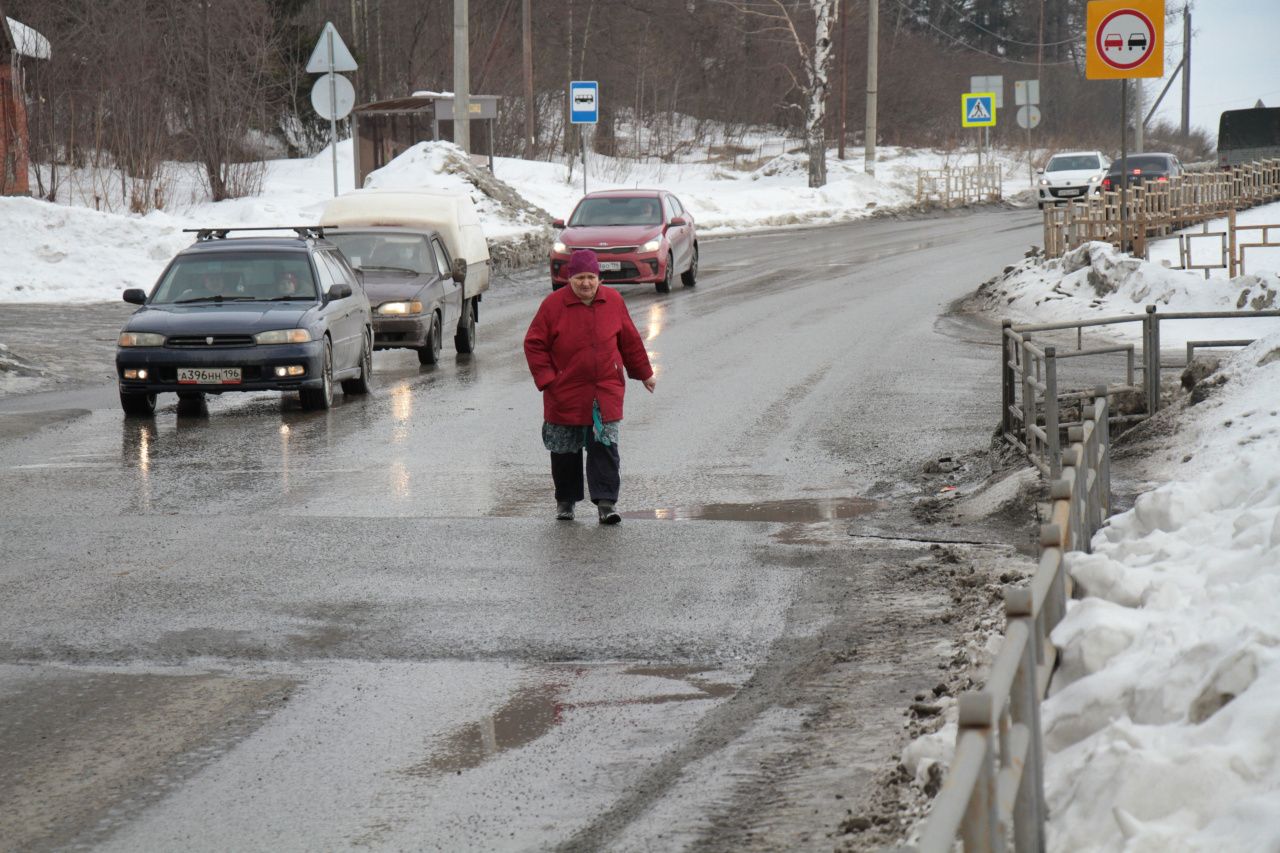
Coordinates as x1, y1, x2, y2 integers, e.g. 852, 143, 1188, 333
643, 376, 657, 393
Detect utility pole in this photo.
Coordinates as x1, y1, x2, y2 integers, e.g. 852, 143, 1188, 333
453, 0, 471, 153
864, 0, 878, 178
523, 0, 534, 159
1134, 81, 1144, 152
838, 0, 847, 160
1180, 4, 1191, 139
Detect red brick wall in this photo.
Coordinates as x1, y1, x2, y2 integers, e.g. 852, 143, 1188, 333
0, 62, 31, 196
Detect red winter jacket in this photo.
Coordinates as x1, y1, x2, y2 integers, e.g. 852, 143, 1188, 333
524, 285, 653, 425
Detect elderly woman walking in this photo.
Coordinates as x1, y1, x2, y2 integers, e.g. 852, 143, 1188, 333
524, 249, 656, 524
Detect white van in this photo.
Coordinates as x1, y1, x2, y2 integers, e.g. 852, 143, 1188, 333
321, 189, 491, 362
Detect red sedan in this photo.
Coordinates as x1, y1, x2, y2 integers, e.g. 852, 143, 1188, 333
549, 190, 698, 293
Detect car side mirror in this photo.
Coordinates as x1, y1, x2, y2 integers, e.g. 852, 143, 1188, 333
1036, 168, 1044, 175
552, 218, 565, 228
451, 257, 468, 284
669, 216, 687, 227
327, 283, 353, 301
123, 288, 147, 305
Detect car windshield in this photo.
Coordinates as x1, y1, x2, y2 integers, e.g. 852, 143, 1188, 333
1110, 155, 1171, 172
150, 253, 319, 304
568, 197, 663, 227
1046, 155, 1101, 171
327, 233, 432, 275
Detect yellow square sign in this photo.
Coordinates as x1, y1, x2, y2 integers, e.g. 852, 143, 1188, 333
962, 93, 997, 128
1087, 0, 1165, 79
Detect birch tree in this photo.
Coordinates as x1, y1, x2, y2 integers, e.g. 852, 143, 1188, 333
717, 0, 837, 187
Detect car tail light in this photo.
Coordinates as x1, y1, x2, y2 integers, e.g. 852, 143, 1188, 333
1131, 168, 1141, 175
1102, 178, 1112, 190
1157, 176, 1168, 182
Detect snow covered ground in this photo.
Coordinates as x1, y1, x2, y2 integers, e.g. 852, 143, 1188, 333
904, 201, 1280, 851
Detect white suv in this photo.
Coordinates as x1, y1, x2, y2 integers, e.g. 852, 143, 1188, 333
1037, 151, 1110, 208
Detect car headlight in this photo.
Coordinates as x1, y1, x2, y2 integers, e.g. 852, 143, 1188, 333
118, 332, 165, 347
1088, 173, 1103, 183
255, 328, 313, 344
377, 301, 423, 316
553, 241, 567, 254
1038, 178, 1050, 186
641, 238, 662, 252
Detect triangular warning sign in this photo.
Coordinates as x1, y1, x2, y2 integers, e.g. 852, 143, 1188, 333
306, 22, 358, 73
967, 98, 992, 122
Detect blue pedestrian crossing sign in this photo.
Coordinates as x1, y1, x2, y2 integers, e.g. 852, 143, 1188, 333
962, 92, 997, 128
570, 81, 599, 125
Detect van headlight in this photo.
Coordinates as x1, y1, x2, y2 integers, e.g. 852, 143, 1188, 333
641, 238, 662, 252
377, 301, 423, 315
118, 332, 165, 347
255, 329, 313, 344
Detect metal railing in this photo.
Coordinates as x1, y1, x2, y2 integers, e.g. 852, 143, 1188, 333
1001, 307, 1280, 477
896, 391, 1111, 853
917, 165, 1003, 208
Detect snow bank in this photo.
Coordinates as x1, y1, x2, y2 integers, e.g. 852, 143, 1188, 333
1041, 331, 1280, 851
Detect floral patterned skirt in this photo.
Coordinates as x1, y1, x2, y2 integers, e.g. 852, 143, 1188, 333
542, 401, 619, 452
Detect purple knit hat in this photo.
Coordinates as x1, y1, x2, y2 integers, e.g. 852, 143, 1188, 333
565, 249, 600, 278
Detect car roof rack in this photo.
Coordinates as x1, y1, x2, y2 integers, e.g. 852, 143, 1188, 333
183, 226, 327, 241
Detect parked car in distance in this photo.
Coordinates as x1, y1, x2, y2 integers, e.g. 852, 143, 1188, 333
322, 189, 491, 364
1100, 153, 1184, 191
115, 227, 373, 416
549, 190, 698, 294
1037, 151, 1110, 208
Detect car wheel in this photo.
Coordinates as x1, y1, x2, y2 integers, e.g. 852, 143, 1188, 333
417, 312, 442, 365
120, 390, 156, 417
656, 254, 673, 294
300, 338, 334, 410
681, 246, 698, 287
454, 299, 477, 354
342, 328, 373, 395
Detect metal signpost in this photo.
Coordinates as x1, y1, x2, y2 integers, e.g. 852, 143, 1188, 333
569, 80, 598, 194
1016, 80, 1042, 185
968, 76, 1002, 166
1086, 0, 1165, 249
962, 91, 997, 167
306, 22, 359, 197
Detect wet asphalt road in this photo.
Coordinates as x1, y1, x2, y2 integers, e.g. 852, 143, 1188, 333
0, 207, 1042, 851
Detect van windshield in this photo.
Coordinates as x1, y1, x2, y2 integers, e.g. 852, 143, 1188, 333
327, 233, 434, 275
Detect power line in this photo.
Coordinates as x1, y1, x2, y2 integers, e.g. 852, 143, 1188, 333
890, 0, 1080, 66
923, 0, 1080, 47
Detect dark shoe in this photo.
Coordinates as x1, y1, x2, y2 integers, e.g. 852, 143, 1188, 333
597, 502, 621, 525
556, 501, 575, 520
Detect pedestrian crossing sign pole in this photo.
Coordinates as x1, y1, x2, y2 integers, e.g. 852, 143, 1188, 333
962, 92, 997, 127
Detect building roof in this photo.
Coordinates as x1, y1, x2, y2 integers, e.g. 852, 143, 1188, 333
0, 7, 51, 60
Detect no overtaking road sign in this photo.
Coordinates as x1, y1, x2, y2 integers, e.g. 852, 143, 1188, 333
962, 93, 997, 128
1087, 0, 1164, 79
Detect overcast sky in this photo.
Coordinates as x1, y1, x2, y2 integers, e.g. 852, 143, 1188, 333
1147, 0, 1280, 139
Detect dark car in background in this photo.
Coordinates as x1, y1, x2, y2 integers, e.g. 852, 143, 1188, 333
549, 190, 698, 294
115, 227, 373, 416
1100, 153, 1184, 191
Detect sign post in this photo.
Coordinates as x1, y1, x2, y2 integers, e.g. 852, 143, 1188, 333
306, 22, 359, 196
569, 81, 598, 194
962, 91, 997, 167
969, 76, 1003, 166
1087, 0, 1164, 250
1016, 80, 1041, 185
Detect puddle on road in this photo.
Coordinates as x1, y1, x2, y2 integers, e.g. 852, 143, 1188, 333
411, 666, 738, 777
622, 496, 878, 524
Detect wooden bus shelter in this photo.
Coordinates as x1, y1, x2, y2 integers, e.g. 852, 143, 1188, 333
0, 5, 48, 196
351, 93, 499, 188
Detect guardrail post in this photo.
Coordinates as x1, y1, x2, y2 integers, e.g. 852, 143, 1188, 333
1002, 320, 1015, 436
1143, 305, 1157, 413
1045, 346, 1060, 478
1005, 588, 1045, 853
1150, 307, 1162, 413
1021, 338, 1035, 461
1096, 384, 1111, 518
958, 694, 1002, 852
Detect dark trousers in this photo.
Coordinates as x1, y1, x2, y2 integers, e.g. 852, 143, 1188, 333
550, 435, 620, 504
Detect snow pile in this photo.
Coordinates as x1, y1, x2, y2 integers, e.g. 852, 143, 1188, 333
1043, 331, 1280, 851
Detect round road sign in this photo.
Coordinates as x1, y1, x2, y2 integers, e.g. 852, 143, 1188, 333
1016, 105, 1042, 130
310, 72, 355, 121
1095, 9, 1156, 71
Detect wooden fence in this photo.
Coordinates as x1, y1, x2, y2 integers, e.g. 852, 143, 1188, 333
1043, 159, 1280, 259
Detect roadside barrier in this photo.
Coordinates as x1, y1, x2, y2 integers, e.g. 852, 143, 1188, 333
1042, 159, 1280, 259
917, 165, 1003, 208
893, 390, 1110, 853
